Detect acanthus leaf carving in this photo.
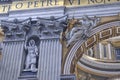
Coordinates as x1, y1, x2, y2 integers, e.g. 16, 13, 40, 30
1, 18, 31, 41
37, 15, 68, 38
0, 15, 68, 41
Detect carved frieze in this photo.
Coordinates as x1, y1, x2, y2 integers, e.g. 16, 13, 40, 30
37, 15, 68, 39
1, 18, 31, 41
1, 15, 68, 41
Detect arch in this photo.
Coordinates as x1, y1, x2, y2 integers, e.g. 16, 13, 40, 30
63, 21, 120, 74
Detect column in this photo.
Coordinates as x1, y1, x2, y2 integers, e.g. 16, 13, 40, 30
38, 39, 62, 80
99, 43, 103, 59
108, 43, 112, 59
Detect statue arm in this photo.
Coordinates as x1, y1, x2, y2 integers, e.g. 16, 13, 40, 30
35, 46, 39, 56
24, 42, 28, 50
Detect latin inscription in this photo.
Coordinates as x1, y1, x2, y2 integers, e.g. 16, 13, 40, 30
0, 0, 62, 13
66, 0, 120, 6
0, 0, 120, 13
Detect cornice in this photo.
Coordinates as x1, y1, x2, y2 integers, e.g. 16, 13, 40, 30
67, 2, 120, 10
0, 2, 120, 20
66, 2, 120, 18
80, 55, 120, 70
8, 6, 65, 19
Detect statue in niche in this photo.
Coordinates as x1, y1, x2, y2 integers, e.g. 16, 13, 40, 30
66, 15, 100, 47
24, 39, 38, 72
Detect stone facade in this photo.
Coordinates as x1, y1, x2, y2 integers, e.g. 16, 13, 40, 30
0, 2, 120, 80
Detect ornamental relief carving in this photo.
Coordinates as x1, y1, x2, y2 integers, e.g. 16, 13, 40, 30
61, 15, 100, 47
62, 19, 120, 74
69, 26, 120, 73
1, 15, 68, 41
1, 18, 31, 41
36, 15, 68, 39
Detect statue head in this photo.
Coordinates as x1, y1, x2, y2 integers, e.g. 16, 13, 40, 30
29, 39, 35, 46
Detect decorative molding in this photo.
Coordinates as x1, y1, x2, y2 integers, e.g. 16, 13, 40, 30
66, 2, 120, 18
18, 75, 37, 80
0, 3, 120, 20
60, 74, 76, 80
36, 15, 68, 39
1, 15, 68, 41
1, 18, 31, 41
99, 29, 112, 39
85, 35, 96, 48
77, 61, 120, 77
64, 15, 100, 47
8, 6, 65, 19
116, 27, 120, 34
80, 54, 120, 70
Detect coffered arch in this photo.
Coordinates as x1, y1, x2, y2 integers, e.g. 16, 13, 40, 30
63, 20, 120, 74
